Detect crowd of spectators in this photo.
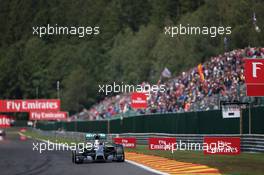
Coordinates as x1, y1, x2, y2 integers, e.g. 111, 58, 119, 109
74, 47, 264, 120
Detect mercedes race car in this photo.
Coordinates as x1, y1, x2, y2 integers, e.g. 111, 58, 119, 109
72, 133, 125, 164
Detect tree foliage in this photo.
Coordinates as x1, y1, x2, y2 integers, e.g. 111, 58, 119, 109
0, 0, 263, 114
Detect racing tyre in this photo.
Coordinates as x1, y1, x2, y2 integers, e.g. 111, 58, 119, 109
115, 145, 125, 162
72, 151, 83, 164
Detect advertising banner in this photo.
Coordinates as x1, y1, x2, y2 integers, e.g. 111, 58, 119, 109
244, 59, 264, 84
130, 92, 147, 109
113, 137, 136, 148
0, 99, 60, 112
0, 115, 11, 128
29, 111, 67, 121
148, 137, 176, 150
222, 104, 241, 118
244, 59, 264, 96
246, 84, 264, 96
203, 137, 240, 155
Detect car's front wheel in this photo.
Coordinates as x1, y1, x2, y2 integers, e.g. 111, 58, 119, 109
72, 151, 83, 164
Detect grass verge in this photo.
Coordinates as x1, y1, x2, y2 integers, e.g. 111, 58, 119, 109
21, 129, 82, 144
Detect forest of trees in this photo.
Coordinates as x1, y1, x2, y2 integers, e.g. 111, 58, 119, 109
0, 0, 263, 115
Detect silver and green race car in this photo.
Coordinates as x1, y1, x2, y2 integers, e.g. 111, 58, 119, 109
72, 133, 125, 164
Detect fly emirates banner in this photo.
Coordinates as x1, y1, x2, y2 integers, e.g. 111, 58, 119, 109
0, 99, 60, 112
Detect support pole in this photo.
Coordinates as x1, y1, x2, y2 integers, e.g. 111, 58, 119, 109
248, 104, 251, 134
240, 108, 243, 135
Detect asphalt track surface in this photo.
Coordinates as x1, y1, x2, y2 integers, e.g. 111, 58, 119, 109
0, 131, 157, 175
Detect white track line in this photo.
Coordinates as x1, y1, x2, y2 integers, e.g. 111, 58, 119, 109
126, 160, 169, 175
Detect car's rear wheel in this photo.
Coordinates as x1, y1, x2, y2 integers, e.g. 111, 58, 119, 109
115, 145, 125, 162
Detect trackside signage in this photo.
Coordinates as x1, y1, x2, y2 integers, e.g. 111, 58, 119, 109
29, 111, 67, 121
244, 58, 264, 96
0, 99, 60, 112
113, 137, 136, 148
0, 115, 11, 128
203, 137, 240, 155
130, 92, 147, 109
148, 137, 176, 150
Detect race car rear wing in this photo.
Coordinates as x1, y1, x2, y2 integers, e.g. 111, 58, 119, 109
85, 133, 106, 140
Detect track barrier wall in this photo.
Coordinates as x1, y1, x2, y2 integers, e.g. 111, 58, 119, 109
36, 106, 264, 134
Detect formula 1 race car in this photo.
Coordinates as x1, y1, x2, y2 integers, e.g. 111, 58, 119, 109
72, 133, 125, 164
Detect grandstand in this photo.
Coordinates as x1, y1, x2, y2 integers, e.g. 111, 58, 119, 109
74, 47, 264, 120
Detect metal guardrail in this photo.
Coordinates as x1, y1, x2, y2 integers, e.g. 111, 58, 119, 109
33, 129, 264, 153
112, 133, 264, 152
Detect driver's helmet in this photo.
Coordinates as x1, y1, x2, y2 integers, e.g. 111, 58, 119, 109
94, 134, 100, 140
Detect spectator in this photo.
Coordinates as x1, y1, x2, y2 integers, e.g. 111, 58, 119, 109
75, 47, 264, 120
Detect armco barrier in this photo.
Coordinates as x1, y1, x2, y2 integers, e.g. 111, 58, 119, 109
33, 129, 264, 153
112, 133, 264, 152
36, 106, 264, 134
